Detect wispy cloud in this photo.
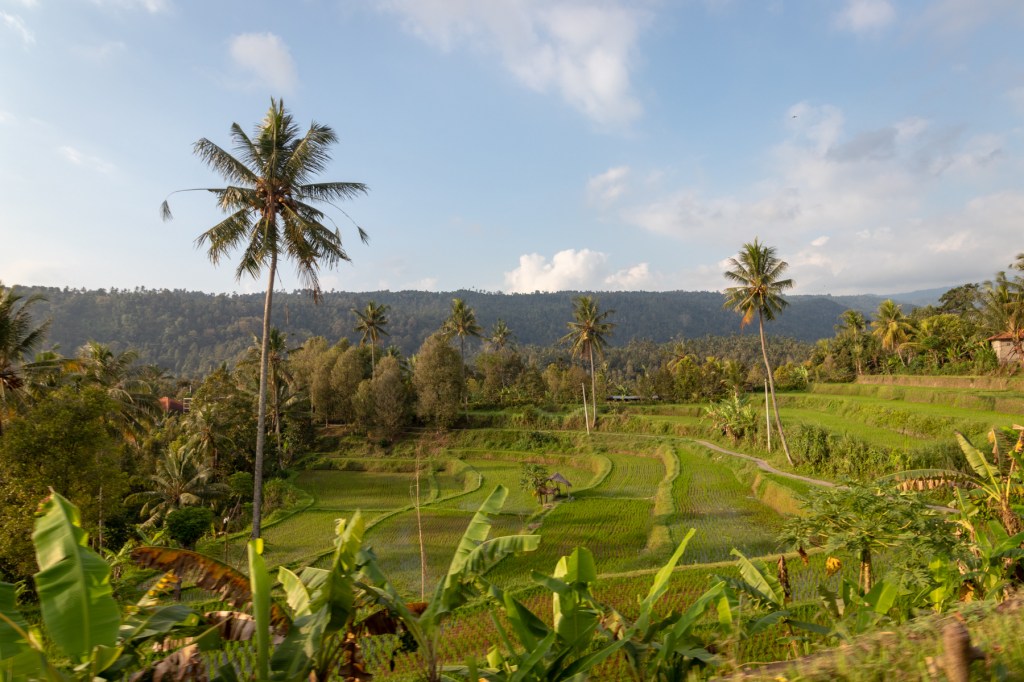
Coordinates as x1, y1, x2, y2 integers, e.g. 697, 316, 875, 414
228, 32, 298, 94
834, 0, 895, 33
1, 11, 34, 46
615, 102, 1017, 294
377, 0, 646, 128
587, 165, 630, 205
59, 145, 115, 173
90, 0, 169, 13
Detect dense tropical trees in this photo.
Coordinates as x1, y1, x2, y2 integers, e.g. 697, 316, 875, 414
412, 332, 463, 430
0, 283, 50, 434
836, 309, 867, 375
561, 295, 615, 428
353, 300, 389, 376
161, 99, 368, 539
723, 239, 795, 465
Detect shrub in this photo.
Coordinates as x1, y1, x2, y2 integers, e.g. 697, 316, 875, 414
165, 506, 214, 549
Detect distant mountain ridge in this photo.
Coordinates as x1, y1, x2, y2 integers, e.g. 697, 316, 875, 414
13, 284, 957, 375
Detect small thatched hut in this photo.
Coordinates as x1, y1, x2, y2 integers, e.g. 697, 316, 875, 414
547, 472, 573, 497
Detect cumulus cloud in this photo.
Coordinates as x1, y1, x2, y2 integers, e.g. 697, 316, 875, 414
229, 33, 298, 94
1, 11, 34, 46
616, 101, 1017, 294
377, 0, 645, 127
586, 165, 630, 204
503, 248, 653, 292
834, 0, 895, 33
59, 145, 114, 173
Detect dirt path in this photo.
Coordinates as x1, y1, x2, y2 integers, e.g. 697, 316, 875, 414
692, 439, 837, 488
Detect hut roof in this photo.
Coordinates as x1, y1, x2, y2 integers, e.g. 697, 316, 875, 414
547, 473, 572, 486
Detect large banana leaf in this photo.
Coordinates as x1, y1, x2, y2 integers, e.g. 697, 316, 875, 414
427, 485, 540, 621
32, 491, 120, 662
131, 545, 291, 633
956, 432, 999, 486
0, 582, 47, 680
247, 540, 271, 682
730, 549, 784, 608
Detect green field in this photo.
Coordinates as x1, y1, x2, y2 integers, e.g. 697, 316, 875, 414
194, 381, 1024, 679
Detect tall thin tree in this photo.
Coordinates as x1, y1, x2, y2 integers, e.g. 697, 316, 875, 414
353, 300, 390, 377
723, 239, 795, 466
561, 295, 615, 428
443, 298, 482, 408
161, 99, 368, 538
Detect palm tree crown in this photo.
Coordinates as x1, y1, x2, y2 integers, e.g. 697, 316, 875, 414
354, 301, 390, 376
561, 295, 615, 428
161, 99, 368, 539
443, 298, 482, 408
722, 239, 795, 466
0, 283, 50, 433
489, 319, 514, 351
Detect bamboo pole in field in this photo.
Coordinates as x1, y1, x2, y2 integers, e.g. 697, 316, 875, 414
582, 383, 591, 436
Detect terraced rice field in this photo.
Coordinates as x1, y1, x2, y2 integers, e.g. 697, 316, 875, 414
670, 445, 784, 563
294, 470, 418, 510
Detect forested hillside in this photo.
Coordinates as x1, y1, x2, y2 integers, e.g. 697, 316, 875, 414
16, 286, 882, 375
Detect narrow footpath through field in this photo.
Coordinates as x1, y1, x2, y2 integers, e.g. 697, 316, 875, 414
692, 439, 836, 488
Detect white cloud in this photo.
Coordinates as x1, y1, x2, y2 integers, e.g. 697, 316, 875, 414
604, 262, 651, 289
616, 101, 1018, 294
377, 0, 645, 127
1, 11, 34, 46
0, 110, 13, 124
59, 145, 114, 173
91, 0, 169, 13
834, 0, 895, 33
228, 33, 298, 94
503, 249, 655, 292
586, 165, 630, 205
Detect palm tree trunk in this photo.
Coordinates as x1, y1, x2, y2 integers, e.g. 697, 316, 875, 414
460, 336, 467, 411
759, 313, 793, 466
251, 252, 276, 540
588, 343, 597, 429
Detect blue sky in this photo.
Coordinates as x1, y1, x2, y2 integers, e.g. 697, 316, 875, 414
1, 0, 1022, 296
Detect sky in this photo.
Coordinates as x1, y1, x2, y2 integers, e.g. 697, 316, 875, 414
1, 0, 1022, 297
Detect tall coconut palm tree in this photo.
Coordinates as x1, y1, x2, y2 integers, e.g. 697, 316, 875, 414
870, 299, 915, 366
0, 283, 50, 434
161, 99, 368, 539
561, 295, 615, 428
443, 298, 482, 408
723, 239, 795, 466
353, 300, 390, 377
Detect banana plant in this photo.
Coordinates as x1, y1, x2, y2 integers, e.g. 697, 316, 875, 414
714, 550, 826, 665
0, 492, 213, 681
477, 529, 731, 682
358, 485, 541, 682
